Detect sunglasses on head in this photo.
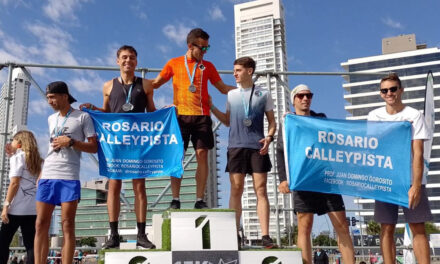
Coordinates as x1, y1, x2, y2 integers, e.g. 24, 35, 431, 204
380, 86, 399, 94
192, 43, 210, 52
296, 93, 313, 99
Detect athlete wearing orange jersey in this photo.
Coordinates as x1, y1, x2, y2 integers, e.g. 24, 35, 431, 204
153, 28, 235, 209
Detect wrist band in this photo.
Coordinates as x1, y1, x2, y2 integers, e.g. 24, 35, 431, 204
210, 105, 216, 111
89, 104, 94, 110
267, 135, 274, 142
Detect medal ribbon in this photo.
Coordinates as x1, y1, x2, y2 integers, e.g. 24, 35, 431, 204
121, 76, 136, 105
240, 84, 255, 121
54, 108, 73, 137
184, 55, 198, 88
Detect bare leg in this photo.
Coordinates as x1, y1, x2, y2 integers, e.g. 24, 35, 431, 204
380, 223, 396, 264
328, 211, 355, 264
296, 212, 314, 264
409, 222, 430, 264
34, 201, 55, 264
107, 179, 122, 222
132, 179, 146, 223
171, 176, 182, 198
229, 173, 246, 230
195, 148, 209, 199
252, 172, 269, 236
60, 200, 78, 264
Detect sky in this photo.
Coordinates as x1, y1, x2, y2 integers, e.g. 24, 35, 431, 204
1, 0, 440, 236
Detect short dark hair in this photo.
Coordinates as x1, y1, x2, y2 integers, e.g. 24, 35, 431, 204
234, 57, 256, 74
116, 45, 138, 58
380, 73, 402, 88
187, 28, 210, 44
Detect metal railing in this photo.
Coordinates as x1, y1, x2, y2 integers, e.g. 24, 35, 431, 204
0, 61, 391, 248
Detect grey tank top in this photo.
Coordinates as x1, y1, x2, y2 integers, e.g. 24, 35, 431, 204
109, 77, 148, 113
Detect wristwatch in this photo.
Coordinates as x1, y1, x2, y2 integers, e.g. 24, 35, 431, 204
3, 201, 10, 208
68, 138, 75, 147
267, 135, 274, 142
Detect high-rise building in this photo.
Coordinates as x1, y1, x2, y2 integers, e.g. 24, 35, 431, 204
0, 68, 30, 202
234, 0, 292, 242
65, 138, 220, 243
341, 34, 440, 226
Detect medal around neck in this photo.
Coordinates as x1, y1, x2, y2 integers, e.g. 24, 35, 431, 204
243, 118, 252, 127
189, 84, 197, 93
122, 103, 134, 112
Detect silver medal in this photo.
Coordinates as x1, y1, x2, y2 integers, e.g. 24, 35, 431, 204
243, 118, 252, 127
189, 84, 197, 93
122, 103, 134, 112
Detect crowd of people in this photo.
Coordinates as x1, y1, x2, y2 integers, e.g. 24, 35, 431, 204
0, 27, 432, 264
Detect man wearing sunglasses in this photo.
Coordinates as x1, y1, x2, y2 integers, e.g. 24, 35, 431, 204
152, 28, 235, 210
276, 84, 354, 264
368, 73, 432, 264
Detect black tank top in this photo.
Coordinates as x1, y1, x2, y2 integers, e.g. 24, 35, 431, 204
109, 77, 148, 113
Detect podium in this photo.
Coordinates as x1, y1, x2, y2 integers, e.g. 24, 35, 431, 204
103, 210, 301, 263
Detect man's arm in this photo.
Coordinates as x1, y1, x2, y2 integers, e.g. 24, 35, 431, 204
151, 75, 169, 89
143, 79, 156, 112
79, 80, 112, 112
276, 123, 290, 194
52, 136, 98, 154
408, 139, 424, 209
259, 110, 276, 155
209, 96, 229, 126
212, 80, 235, 94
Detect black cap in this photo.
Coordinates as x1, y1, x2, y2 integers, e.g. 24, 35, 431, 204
46, 81, 77, 104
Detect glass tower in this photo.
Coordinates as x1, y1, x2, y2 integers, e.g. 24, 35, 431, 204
341, 34, 440, 226
234, 0, 292, 242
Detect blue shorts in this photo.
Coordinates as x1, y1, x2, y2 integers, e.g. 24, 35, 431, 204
36, 179, 81, 205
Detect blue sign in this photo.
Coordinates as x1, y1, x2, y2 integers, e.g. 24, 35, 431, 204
85, 107, 184, 180
284, 114, 412, 207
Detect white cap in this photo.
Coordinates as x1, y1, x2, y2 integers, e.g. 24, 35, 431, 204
291, 84, 312, 103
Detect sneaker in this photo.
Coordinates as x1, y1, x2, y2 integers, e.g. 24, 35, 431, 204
103, 234, 120, 249
170, 200, 181, 209
261, 235, 276, 249
136, 233, 156, 249
194, 200, 209, 209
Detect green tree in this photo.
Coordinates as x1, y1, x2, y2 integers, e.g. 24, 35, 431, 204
313, 234, 337, 246
79, 237, 97, 247
425, 222, 440, 235
367, 221, 381, 235
281, 225, 298, 246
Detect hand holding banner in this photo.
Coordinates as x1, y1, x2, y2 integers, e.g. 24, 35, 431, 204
284, 114, 412, 207
85, 107, 184, 180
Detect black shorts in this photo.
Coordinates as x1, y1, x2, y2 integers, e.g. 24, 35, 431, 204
225, 148, 272, 174
293, 191, 345, 216
178, 115, 214, 151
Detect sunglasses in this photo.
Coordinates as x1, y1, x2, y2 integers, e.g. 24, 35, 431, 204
380, 86, 399, 94
192, 43, 210, 52
296, 93, 313, 99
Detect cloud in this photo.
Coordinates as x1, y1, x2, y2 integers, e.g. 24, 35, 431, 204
129, 0, 148, 20
157, 44, 170, 54
29, 99, 50, 116
208, 5, 226, 21
68, 71, 105, 94
26, 23, 78, 65
162, 23, 191, 46
381, 17, 404, 29
43, 0, 90, 22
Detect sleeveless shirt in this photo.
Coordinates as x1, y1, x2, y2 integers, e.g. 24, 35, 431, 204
109, 77, 148, 113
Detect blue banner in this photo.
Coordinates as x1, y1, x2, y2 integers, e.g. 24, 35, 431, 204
85, 107, 184, 180
284, 114, 412, 207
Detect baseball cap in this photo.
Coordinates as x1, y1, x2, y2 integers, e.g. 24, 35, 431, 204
291, 84, 312, 103
46, 81, 77, 104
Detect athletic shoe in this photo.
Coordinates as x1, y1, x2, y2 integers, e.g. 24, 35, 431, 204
103, 234, 120, 249
170, 200, 181, 209
136, 233, 156, 249
262, 235, 276, 249
194, 200, 209, 209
